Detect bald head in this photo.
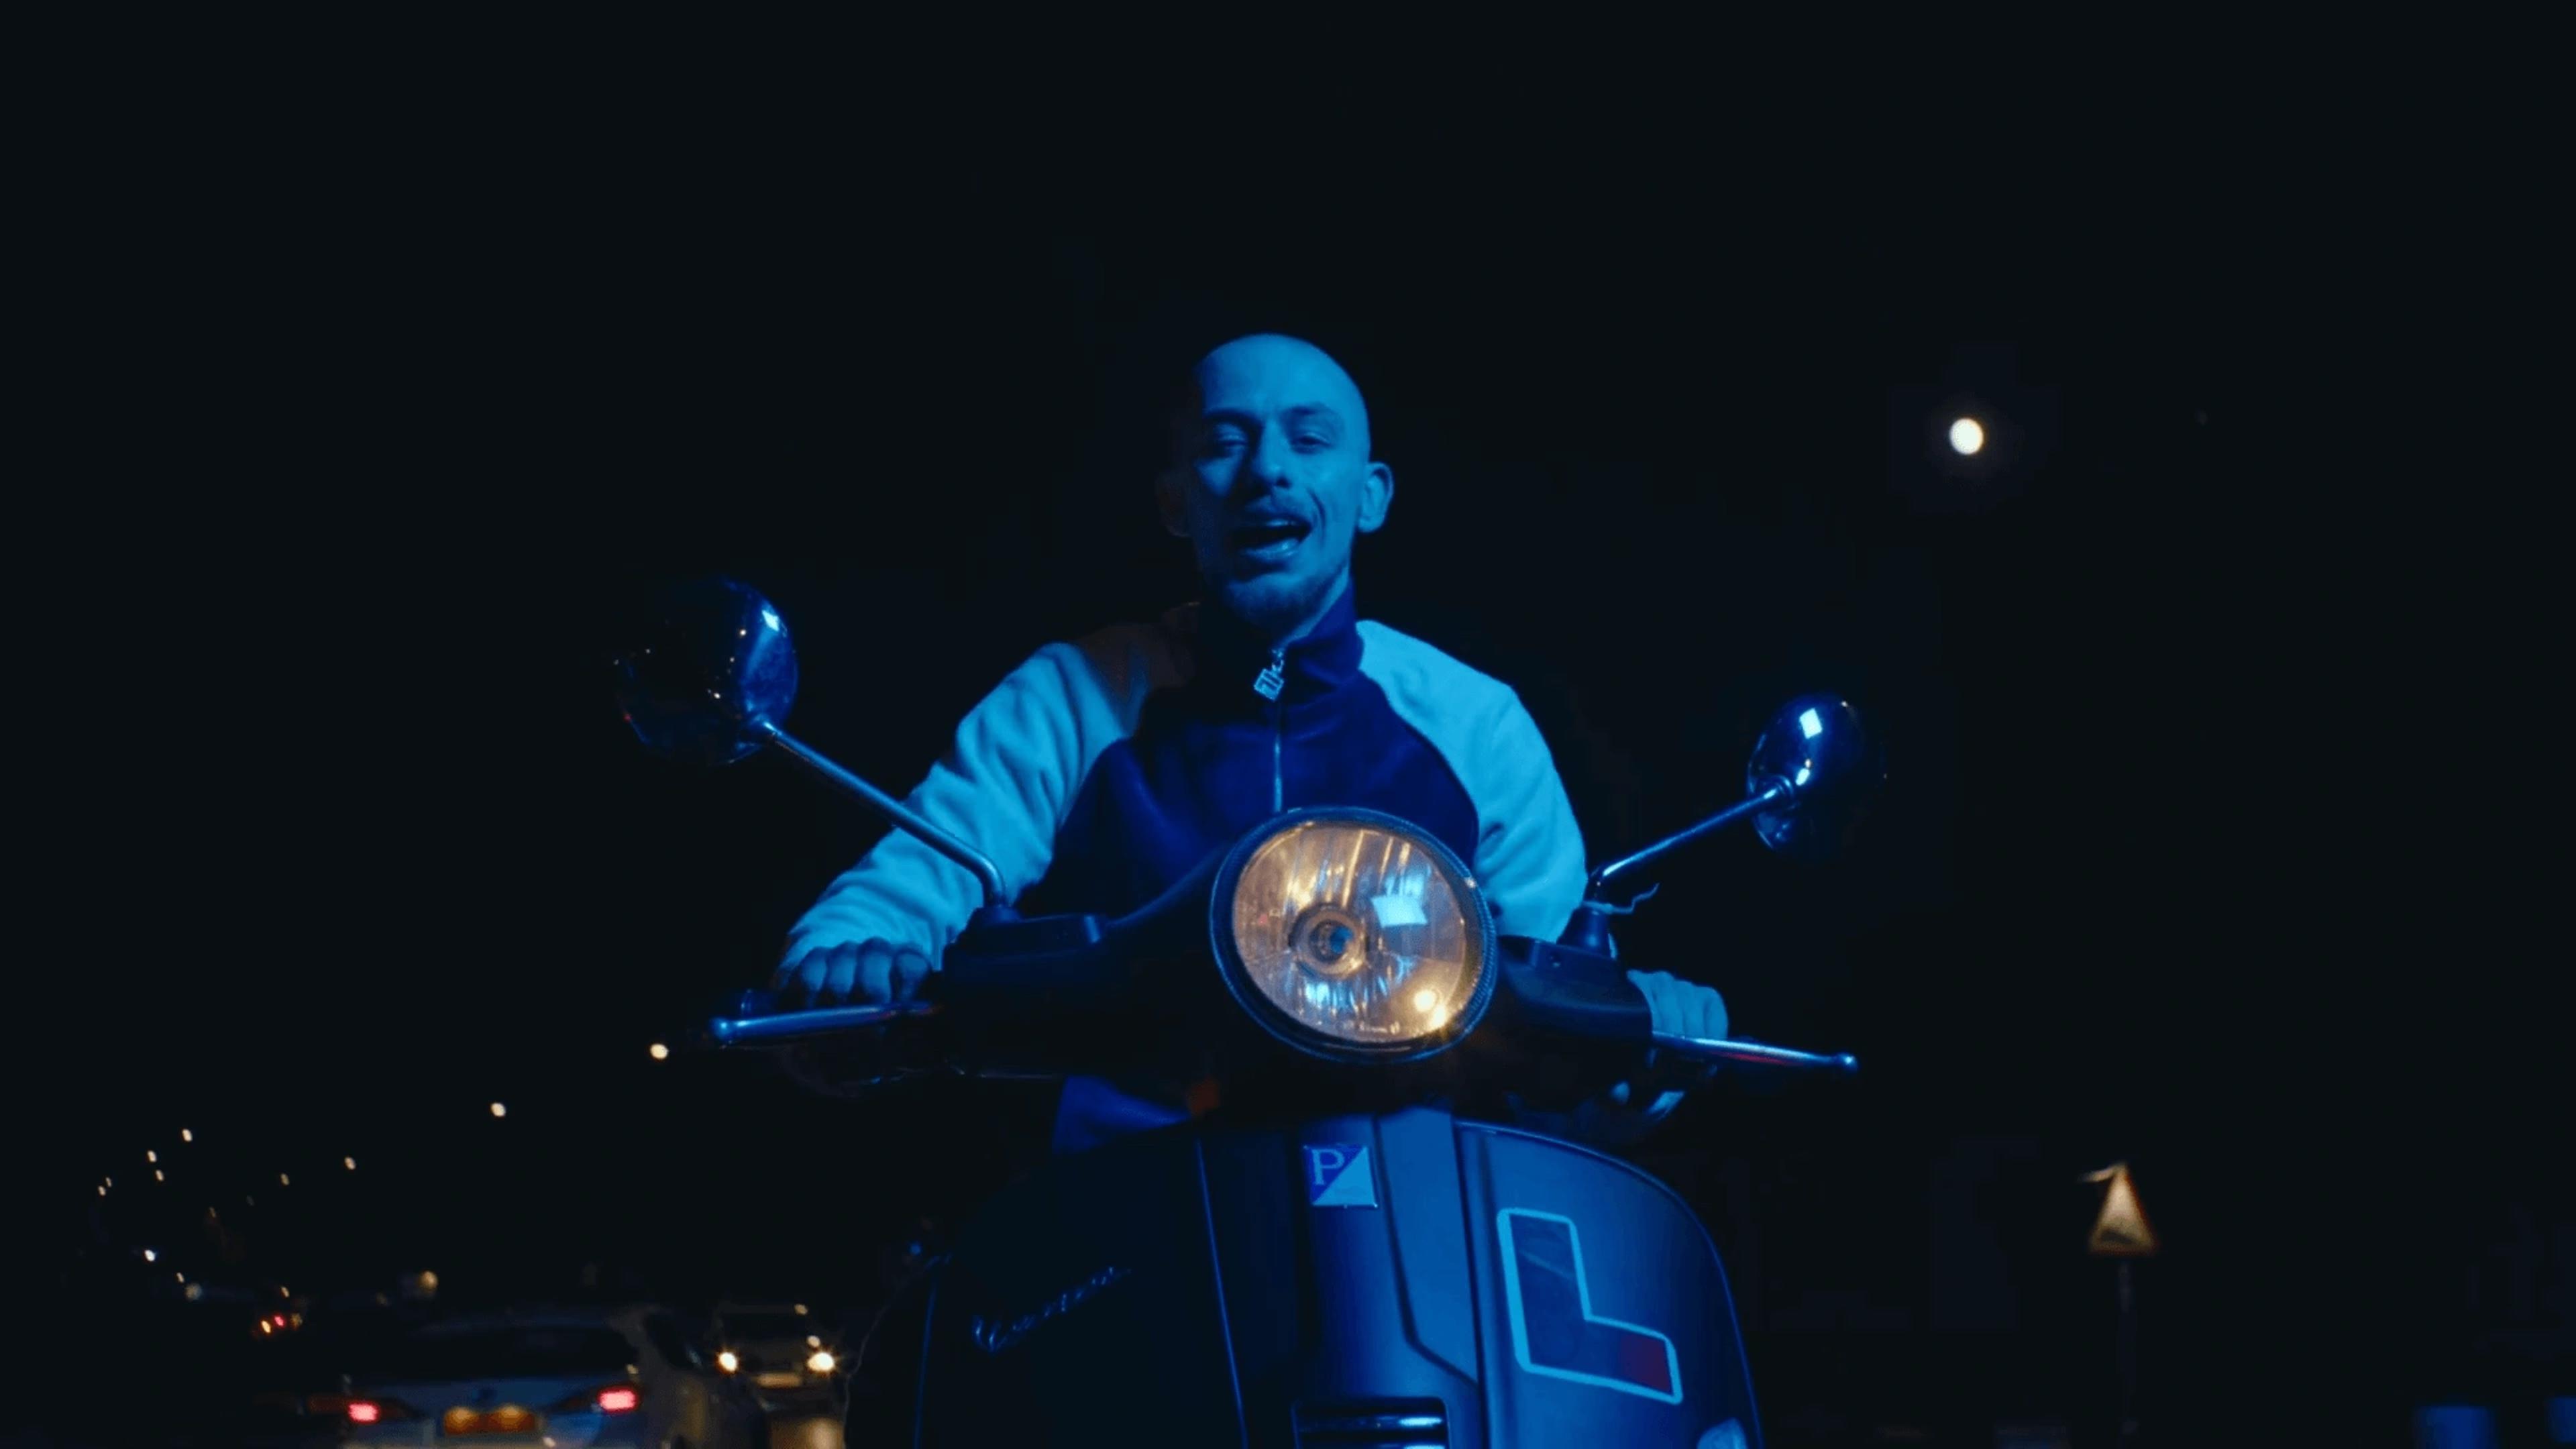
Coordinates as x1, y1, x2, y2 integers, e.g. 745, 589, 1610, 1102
1180, 333, 1373, 460
1159, 333, 1394, 643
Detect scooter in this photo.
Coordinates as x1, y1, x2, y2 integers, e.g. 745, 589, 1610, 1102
615, 578, 1882, 1448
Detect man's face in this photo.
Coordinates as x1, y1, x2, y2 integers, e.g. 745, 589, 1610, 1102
1161, 335, 1394, 639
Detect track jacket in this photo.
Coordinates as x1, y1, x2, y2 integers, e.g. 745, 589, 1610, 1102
782, 582, 1592, 1151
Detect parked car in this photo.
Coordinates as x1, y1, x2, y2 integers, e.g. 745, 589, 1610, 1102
337, 1303, 761, 1448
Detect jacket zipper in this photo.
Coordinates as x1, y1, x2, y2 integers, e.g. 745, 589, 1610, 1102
1254, 647, 1287, 813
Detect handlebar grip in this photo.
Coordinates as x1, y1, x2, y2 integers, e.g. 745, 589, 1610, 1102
1650, 1032, 1858, 1073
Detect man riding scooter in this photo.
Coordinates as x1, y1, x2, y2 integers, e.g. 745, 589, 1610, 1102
671, 332, 1858, 1444
772, 332, 1731, 1154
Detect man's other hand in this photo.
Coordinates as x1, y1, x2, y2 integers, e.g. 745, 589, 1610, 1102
1626, 969, 1727, 1042
774, 940, 934, 1005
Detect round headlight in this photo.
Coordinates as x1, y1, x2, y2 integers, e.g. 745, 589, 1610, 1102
1212, 808, 1495, 1061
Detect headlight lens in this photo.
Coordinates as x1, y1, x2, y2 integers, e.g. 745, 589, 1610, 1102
1216, 810, 1494, 1059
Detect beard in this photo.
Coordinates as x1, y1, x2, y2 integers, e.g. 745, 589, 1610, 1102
1208, 562, 1343, 641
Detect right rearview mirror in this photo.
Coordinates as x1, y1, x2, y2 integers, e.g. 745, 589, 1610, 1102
1746, 694, 1883, 862
1561, 692, 1886, 951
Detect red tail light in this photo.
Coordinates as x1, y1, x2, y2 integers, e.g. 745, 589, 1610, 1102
551, 1383, 643, 1415
345, 1401, 381, 1424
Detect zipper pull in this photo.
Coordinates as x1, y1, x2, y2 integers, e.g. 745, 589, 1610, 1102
1252, 647, 1286, 702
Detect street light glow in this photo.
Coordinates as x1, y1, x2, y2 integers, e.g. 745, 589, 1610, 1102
180, 1129, 193, 1142
279, 1173, 290, 1186
649, 1042, 670, 1061
146, 1151, 158, 1164
143, 1249, 157, 1263
488, 1102, 508, 1119
154, 1170, 165, 1182
1948, 417, 1986, 455
344, 1157, 356, 1171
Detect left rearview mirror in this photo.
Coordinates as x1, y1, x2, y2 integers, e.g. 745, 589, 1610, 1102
611, 578, 800, 766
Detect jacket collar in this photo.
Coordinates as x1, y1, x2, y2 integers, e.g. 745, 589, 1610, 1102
1178, 580, 1363, 709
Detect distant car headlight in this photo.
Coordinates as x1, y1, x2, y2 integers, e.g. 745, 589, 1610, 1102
1212, 808, 1495, 1062
806, 1350, 836, 1374
715, 1349, 739, 1373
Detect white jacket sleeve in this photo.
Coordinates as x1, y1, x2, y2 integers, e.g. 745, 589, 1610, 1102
1470, 692, 1591, 943
780, 641, 1114, 966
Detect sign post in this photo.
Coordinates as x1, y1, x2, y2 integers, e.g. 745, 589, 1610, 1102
2084, 1163, 2157, 1446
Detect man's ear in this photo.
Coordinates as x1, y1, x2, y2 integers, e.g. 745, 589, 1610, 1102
1354, 463, 1395, 534
1156, 468, 1191, 538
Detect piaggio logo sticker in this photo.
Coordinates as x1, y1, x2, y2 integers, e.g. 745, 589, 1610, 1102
1303, 1144, 1377, 1208
1497, 1209, 1682, 1403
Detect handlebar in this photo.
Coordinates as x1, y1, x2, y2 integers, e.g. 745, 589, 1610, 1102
698, 1001, 1856, 1076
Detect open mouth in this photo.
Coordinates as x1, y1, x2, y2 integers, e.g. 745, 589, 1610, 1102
1226, 516, 1312, 563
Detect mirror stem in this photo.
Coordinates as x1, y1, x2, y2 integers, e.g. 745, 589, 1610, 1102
757, 722, 1012, 910
1585, 779, 1792, 902
1558, 780, 1792, 956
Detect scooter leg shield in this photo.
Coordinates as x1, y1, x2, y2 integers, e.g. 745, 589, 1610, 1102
913, 1108, 1758, 1448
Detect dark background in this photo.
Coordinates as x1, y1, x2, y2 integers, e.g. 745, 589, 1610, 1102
21, 86, 2565, 1446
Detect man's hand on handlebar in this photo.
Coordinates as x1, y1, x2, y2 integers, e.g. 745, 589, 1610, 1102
1613, 969, 1728, 1116
775, 940, 935, 1006
1627, 969, 1727, 1041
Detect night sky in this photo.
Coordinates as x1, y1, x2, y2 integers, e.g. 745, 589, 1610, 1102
23, 110, 2563, 1442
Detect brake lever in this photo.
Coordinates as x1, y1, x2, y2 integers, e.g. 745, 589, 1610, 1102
1649, 1032, 1858, 1073
701, 996, 942, 1049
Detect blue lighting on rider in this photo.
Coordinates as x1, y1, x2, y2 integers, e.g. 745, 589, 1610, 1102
761, 608, 782, 633
1795, 765, 1812, 787
1799, 708, 1823, 739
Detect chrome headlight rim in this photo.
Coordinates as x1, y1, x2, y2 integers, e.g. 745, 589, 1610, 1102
1208, 806, 1498, 1065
